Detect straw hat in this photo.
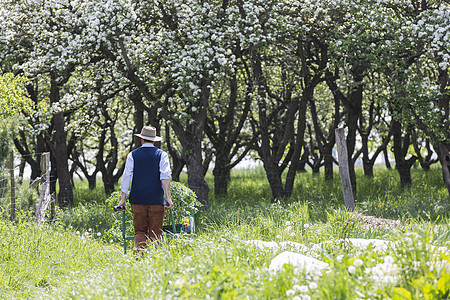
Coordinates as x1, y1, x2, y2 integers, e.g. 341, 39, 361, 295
134, 126, 162, 142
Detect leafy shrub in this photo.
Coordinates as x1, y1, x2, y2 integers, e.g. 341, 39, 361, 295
102, 182, 200, 242
55, 202, 118, 242
0, 120, 12, 200
103, 191, 133, 243
57, 182, 199, 245
0, 120, 12, 164
169, 181, 201, 224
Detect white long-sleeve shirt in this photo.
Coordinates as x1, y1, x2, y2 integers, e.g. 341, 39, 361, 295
120, 143, 171, 195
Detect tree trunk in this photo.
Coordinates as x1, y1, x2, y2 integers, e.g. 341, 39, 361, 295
324, 150, 334, 180
392, 119, 416, 187
437, 144, 450, 197
14, 137, 40, 180
50, 153, 57, 196
311, 163, 321, 174
346, 124, 358, 194
308, 93, 339, 182
263, 161, 285, 200
187, 150, 210, 206
364, 161, 374, 177
213, 153, 230, 196
52, 114, 73, 206
383, 147, 392, 169
171, 157, 185, 182
345, 71, 363, 195
202, 148, 213, 177
206, 73, 254, 197
17, 160, 25, 184
284, 96, 308, 196
297, 150, 309, 173
50, 75, 73, 207
104, 182, 115, 196
361, 133, 373, 177
326, 67, 362, 194
213, 166, 229, 197
182, 77, 211, 206
397, 161, 413, 186
255, 60, 288, 199
253, 53, 286, 200
132, 91, 145, 150
435, 60, 450, 197
87, 176, 96, 190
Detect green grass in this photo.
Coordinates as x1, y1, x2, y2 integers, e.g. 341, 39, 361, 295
0, 166, 449, 299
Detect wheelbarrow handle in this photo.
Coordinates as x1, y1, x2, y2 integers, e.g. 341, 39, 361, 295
170, 208, 176, 234
113, 205, 126, 212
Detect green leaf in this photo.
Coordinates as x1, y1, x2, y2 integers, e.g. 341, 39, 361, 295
437, 269, 450, 296
421, 283, 434, 300
392, 288, 412, 300
0, 73, 31, 118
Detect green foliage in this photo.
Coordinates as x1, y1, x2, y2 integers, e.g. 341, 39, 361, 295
1, 167, 449, 299
55, 201, 121, 243
56, 182, 200, 244
0, 218, 116, 298
390, 227, 450, 299
169, 181, 201, 224
0, 179, 40, 219
0, 73, 32, 118
0, 120, 14, 165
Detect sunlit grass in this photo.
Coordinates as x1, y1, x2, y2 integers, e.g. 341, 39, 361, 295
0, 166, 449, 299
0, 219, 120, 299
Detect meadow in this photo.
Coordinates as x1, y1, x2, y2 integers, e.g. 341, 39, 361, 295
0, 166, 449, 299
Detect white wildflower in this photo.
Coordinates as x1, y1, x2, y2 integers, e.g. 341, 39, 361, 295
309, 282, 318, 290
174, 278, 185, 287
384, 255, 395, 264
286, 289, 296, 296
354, 259, 363, 267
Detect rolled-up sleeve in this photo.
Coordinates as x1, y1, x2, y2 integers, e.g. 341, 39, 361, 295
120, 152, 134, 195
159, 151, 172, 180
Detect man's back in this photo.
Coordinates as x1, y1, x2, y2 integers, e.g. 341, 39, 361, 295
129, 146, 164, 205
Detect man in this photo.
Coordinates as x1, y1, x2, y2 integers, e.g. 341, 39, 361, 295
117, 125, 173, 249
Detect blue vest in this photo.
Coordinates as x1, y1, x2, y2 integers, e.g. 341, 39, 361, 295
129, 146, 165, 205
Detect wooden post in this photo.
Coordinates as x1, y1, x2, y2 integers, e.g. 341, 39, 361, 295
335, 128, 355, 211
9, 151, 16, 221
45, 153, 54, 220
50, 193, 55, 221
36, 152, 51, 225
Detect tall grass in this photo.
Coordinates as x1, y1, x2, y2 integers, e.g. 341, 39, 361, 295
0, 166, 449, 299
0, 219, 120, 299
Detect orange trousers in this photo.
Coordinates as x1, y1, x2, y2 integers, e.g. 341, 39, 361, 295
131, 204, 165, 249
